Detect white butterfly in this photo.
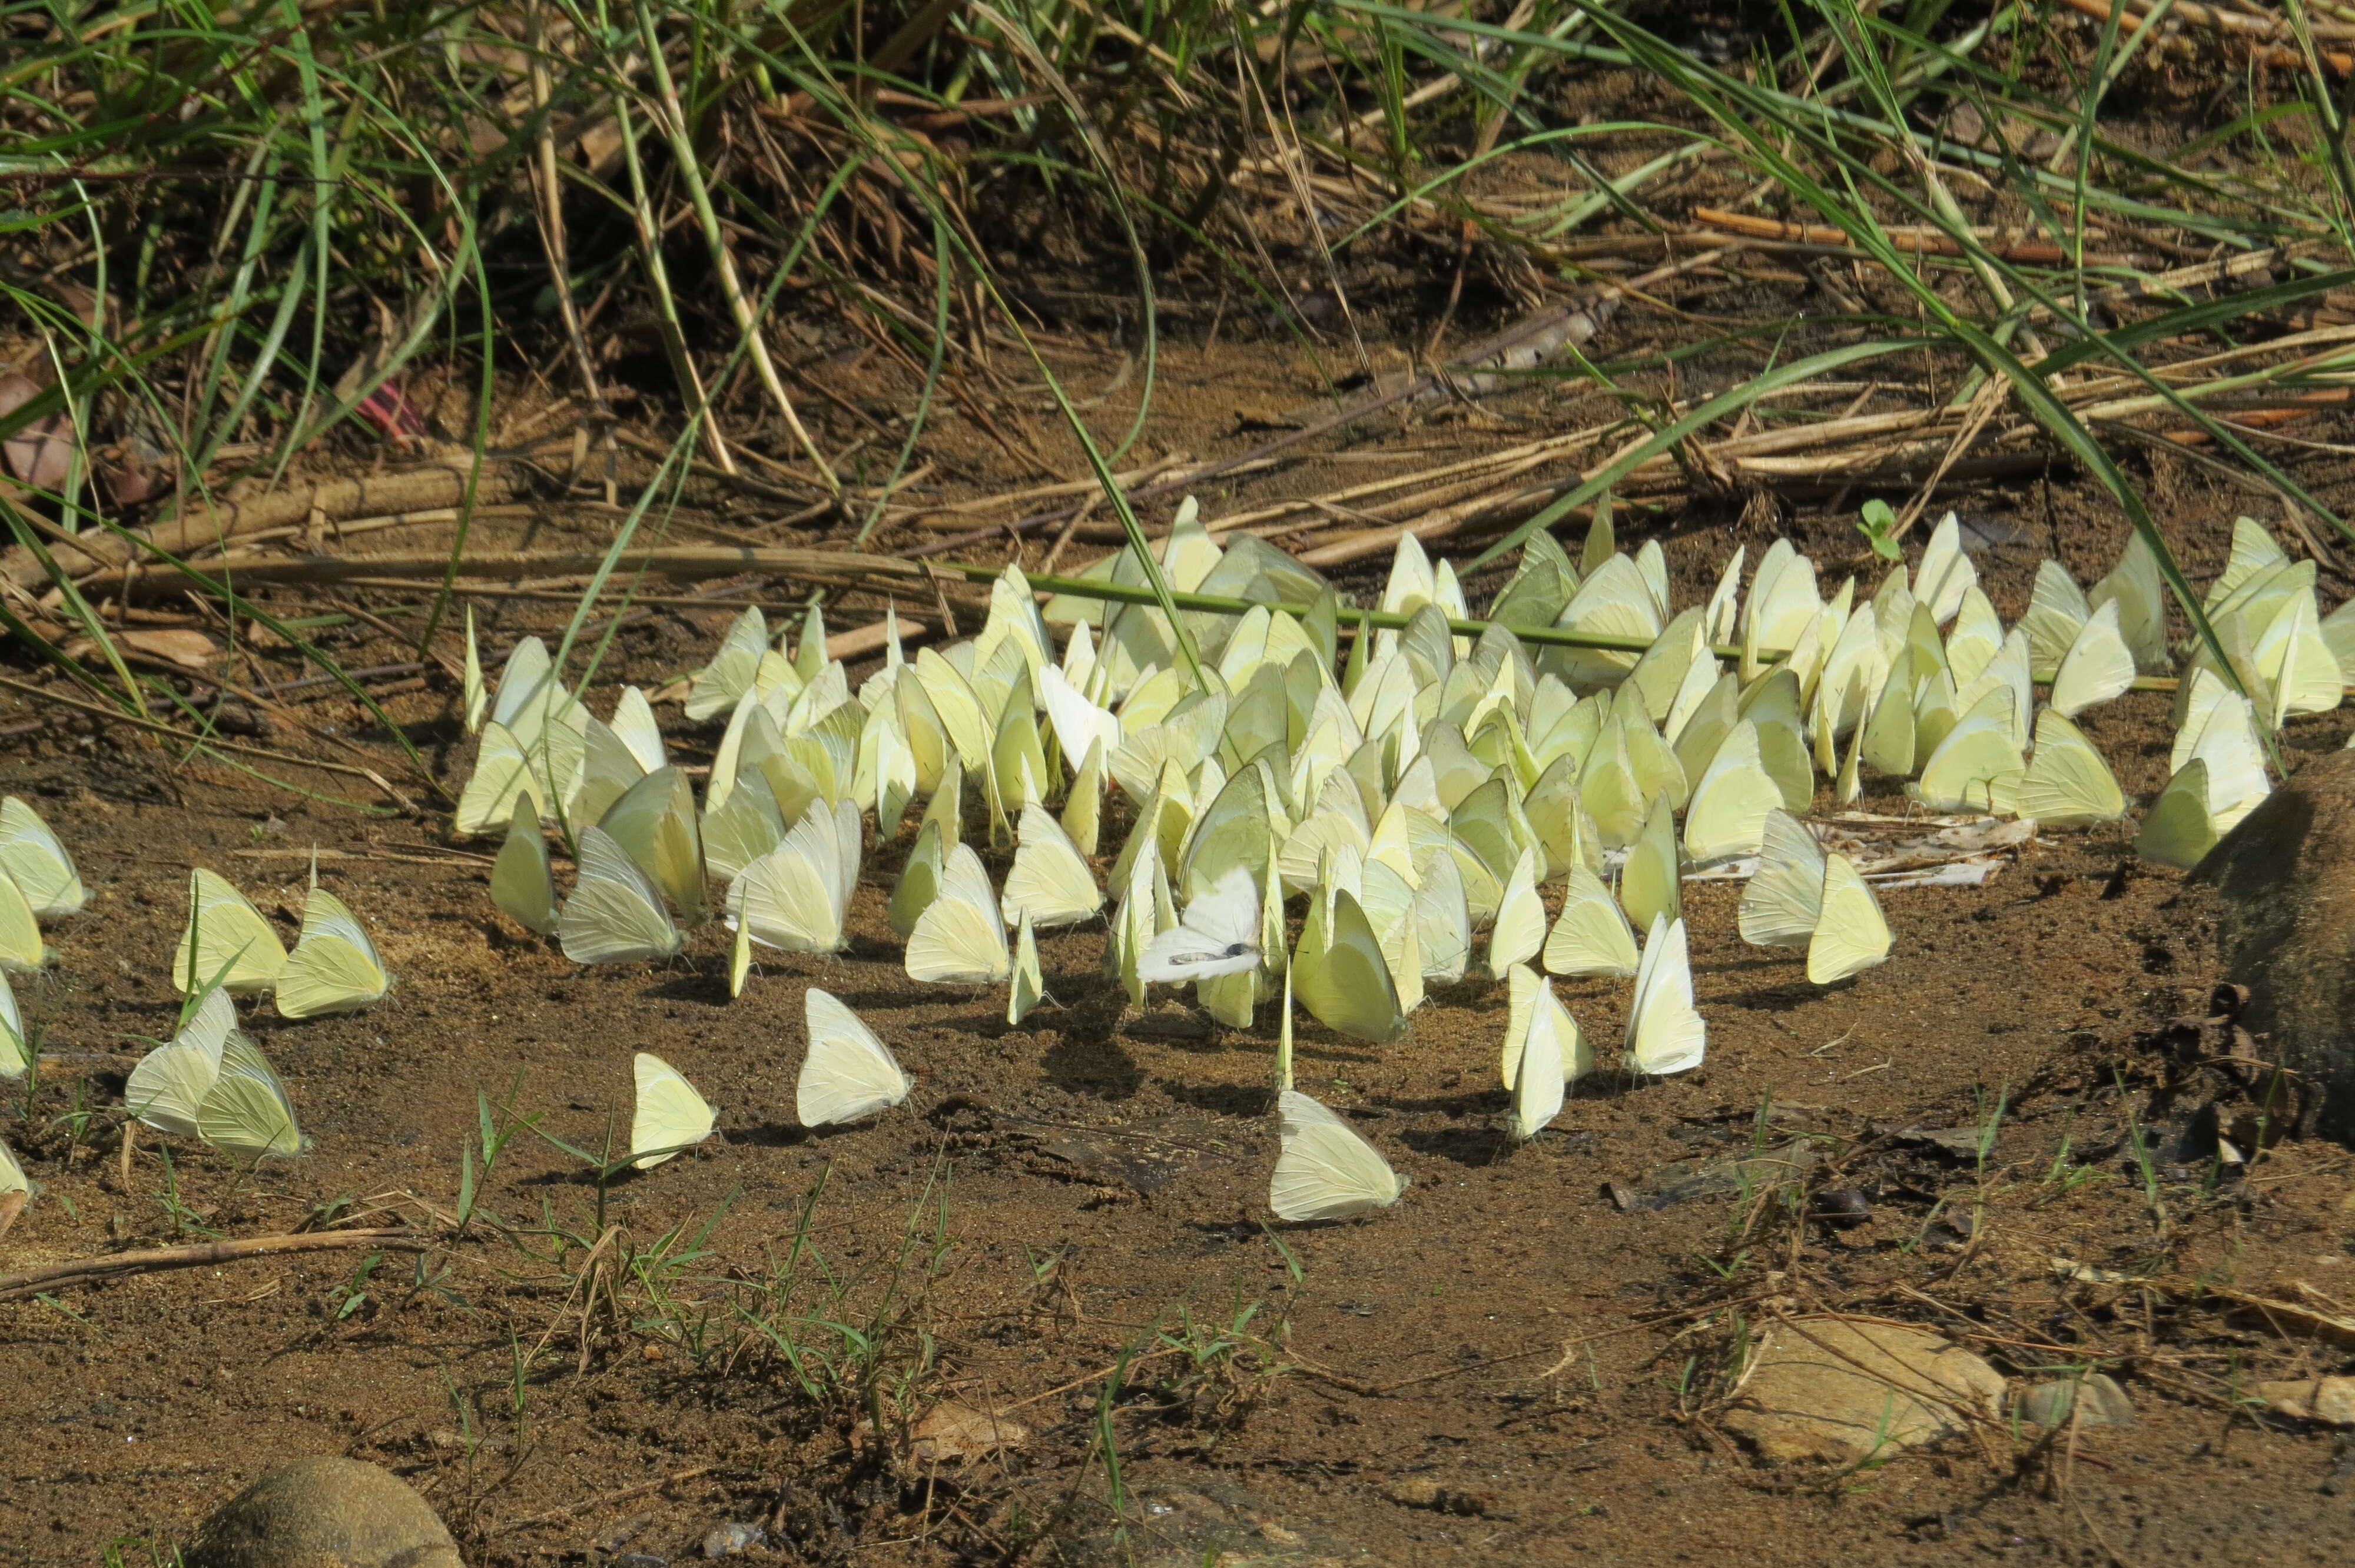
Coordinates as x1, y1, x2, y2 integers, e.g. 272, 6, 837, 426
124, 988, 240, 1137
1269, 1089, 1408, 1222
905, 843, 1012, 985
1138, 866, 1262, 982
797, 988, 913, 1128
729, 798, 860, 954
1624, 915, 1706, 1077
630, 1052, 715, 1168
560, 826, 684, 965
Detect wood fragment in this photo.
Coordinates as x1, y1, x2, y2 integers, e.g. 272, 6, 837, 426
0, 460, 519, 587
0, 1227, 424, 1301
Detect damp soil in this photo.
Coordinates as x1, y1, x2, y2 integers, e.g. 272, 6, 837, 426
5, 331, 2355, 1567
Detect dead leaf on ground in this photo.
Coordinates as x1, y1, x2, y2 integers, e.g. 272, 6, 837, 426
121, 629, 223, 667
908, 1401, 1029, 1463
65, 629, 222, 669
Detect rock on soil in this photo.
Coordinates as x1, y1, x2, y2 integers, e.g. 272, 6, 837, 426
1724, 1318, 2005, 1464
2191, 749, 2355, 1142
2255, 1377, 2355, 1425
2015, 1373, 2135, 1427
183, 1457, 461, 1568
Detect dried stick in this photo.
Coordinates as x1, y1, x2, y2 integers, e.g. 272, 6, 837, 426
2051, 0, 2355, 68
0, 461, 520, 587
0, 1227, 424, 1301
1691, 207, 2136, 265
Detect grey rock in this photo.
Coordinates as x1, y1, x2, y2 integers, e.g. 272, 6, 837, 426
1724, 1318, 2006, 1464
1063, 1479, 1371, 1566
2191, 749, 2355, 1142
183, 1457, 461, 1568
701, 1522, 765, 1558
2016, 1373, 2135, 1427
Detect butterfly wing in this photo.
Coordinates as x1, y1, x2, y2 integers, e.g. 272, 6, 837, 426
1508, 982, 1567, 1141
1806, 855, 1892, 985
1270, 1090, 1406, 1222
797, 989, 912, 1127
1003, 804, 1103, 928
1737, 810, 1826, 947
276, 886, 389, 1018
0, 797, 83, 918
1007, 909, 1047, 1025
1625, 916, 1706, 1076
630, 1052, 715, 1167
174, 869, 287, 995
730, 830, 845, 954
2018, 710, 2126, 826
560, 827, 684, 964
1486, 848, 1545, 980
905, 845, 1011, 984
492, 799, 561, 935
1543, 862, 1641, 977
196, 1034, 306, 1157
0, 873, 40, 976
1292, 889, 1407, 1044
2135, 759, 2217, 869
2051, 599, 2136, 719
1139, 866, 1261, 981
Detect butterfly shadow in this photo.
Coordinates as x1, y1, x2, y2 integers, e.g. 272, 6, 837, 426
642, 969, 738, 1008
728, 1119, 814, 1150
1039, 1031, 1145, 1101
1160, 1080, 1274, 1118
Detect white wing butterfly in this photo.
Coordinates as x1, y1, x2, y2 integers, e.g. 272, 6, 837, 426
0, 1135, 27, 1239
124, 987, 238, 1135
1269, 1089, 1408, 1222
560, 826, 685, 965
2018, 709, 2127, 826
1507, 976, 1571, 1142
1543, 862, 1640, 978
1002, 803, 1103, 928
492, 798, 561, 935
196, 1033, 309, 1158
1138, 865, 1262, 982
173, 869, 287, 996
2049, 599, 2136, 719
0, 797, 83, 918
630, 1052, 716, 1168
0, 969, 25, 1079
1737, 809, 1825, 948
905, 843, 1012, 984
1485, 848, 1545, 980
729, 799, 858, 954
1806, 853, 1891, 985
1008, 908, 1048, 1025
1624, 915, 1706, 1076
275, 876, 390, 1019
797, 988, 913, 1128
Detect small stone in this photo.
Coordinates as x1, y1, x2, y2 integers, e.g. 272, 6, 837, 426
2016, 1374, 2135, 1428
2254, 1376, 2355, 1425
1724, 1318, 2005, 1464
1381, 1479, 1497, 1516
701, 1522, 765, 1557
183, 1457, 461, 1568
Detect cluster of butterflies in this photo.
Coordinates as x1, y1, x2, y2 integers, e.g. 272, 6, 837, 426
0, 795, 89, 1220
103, 859, 400, 1162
